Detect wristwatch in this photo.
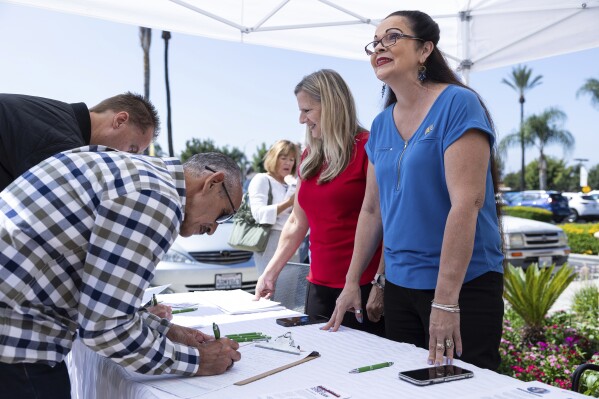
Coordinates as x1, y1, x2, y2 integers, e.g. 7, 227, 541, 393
371, 273, 385, 289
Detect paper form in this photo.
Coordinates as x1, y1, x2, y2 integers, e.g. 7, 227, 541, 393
131, 343, 317, 398
255, 384, 350, 398
199, 289, 286, 314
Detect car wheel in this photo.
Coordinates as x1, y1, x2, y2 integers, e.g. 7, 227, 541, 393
567, 209, 579, 223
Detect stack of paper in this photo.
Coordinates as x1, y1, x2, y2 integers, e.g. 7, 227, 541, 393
200, 289, 285, 314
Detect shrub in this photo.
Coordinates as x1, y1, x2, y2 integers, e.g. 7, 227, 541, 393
503, 206, 553, 222
500, 310, 598, 391
561, 223, 599, 255
503, 264, 576, 344
572, 285, 599, 321
579, 353, 599, 397
500, 285, 599, 396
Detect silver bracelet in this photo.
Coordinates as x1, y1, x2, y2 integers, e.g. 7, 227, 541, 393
431, 301, 460, 313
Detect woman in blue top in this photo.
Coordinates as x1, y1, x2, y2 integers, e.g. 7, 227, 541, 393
323, 10, 504, 370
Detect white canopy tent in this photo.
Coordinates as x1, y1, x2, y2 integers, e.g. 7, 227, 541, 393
3, 0, 598, 81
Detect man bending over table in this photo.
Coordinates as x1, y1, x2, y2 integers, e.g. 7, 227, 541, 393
0, 147, 242, 399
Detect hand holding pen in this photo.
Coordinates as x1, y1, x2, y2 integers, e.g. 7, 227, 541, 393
146, 294, 173, 320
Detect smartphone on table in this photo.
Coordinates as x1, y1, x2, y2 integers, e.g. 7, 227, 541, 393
275, 315, 329, 327
398, 365, 474, 386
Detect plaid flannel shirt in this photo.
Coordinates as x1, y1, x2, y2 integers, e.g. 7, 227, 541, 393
0, 146, 200, 376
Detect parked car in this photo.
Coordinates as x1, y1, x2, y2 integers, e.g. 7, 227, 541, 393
587, 190, 599, 200
562, 192, 599, 222
151, 221, 258, 293
502, 215, 570, 269
505, 190, 570, 222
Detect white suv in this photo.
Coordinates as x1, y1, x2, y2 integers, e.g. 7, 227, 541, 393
151, 222, 258, 293
502, 215, 570, 269
562, 192, 599, 222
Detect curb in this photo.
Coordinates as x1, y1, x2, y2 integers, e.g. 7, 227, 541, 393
568, 253, 599, 262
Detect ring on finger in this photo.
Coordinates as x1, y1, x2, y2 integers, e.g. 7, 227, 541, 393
445, 338, 453, 348
355, 309, 362, 314
436, 343, 444, 350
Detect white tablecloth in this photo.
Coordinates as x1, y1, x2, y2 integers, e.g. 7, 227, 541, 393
66, 292, 585, 399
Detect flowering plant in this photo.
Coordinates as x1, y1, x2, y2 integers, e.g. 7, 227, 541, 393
499, 308, 599, 395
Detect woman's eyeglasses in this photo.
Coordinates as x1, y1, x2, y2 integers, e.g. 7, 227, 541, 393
364, 30, 423, 56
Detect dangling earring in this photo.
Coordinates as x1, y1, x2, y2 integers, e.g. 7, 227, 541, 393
418, 64, 427, 82
381, 84, 386, 98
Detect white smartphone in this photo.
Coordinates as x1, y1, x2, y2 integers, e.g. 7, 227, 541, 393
398, 365, 474, 386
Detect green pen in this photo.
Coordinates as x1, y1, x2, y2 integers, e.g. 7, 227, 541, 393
226, 334, 266, 339
213, 322, 221, 339
152, 294, 158, 306
233, 336, 270, 343
349, 361, 394, 373
225, 332, 263, 337
171, 307, 197, 314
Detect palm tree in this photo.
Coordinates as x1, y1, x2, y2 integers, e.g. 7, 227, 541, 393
499, 107, 574, 190
577, 78, 599, 109
139, 27, 151, 99
502, 65, 543, 191
162, 31, 174, 157
139, 27, 153, 155
503, 263, 576, 344
522, 108, 574, 190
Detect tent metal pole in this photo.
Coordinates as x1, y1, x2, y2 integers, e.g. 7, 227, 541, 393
459, 10, 472, 85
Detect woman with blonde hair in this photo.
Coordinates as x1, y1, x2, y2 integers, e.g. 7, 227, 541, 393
255, 69, 385, 336
248, 140, 300, 275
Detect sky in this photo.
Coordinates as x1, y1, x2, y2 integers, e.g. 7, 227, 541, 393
1, 3, 598, 176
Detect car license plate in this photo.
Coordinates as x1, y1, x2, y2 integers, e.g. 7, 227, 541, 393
538, 256, 552, 267
215, 273, 242, 290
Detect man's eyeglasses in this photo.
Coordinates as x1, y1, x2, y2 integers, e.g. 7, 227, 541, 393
205, 166, 237, 224
364, 30, 423, 56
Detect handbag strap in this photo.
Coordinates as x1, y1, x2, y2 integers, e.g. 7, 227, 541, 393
233, 176, 272, 225
266, 178, 273, 206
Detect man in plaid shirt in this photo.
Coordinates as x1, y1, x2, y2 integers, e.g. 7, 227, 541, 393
0, 146, 242, 399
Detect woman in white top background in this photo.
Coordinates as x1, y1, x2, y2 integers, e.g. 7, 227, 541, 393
248, 140, 300, 275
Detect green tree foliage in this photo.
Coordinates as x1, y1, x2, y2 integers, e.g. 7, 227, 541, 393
503, 263, 576, 344
179, 138, 248, 172
523, 157, 576, 191
152, 142, 166, 157
588, 164, 599, 190
251, 143, 268, 174
502, 172, 521, 191
180, 138, 218, 161
577, 77, 599, 110
495, 151, 505, 180
504, 157, 576, 191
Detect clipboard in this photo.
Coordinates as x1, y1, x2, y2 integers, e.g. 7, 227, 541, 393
234, 351, 320, 386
